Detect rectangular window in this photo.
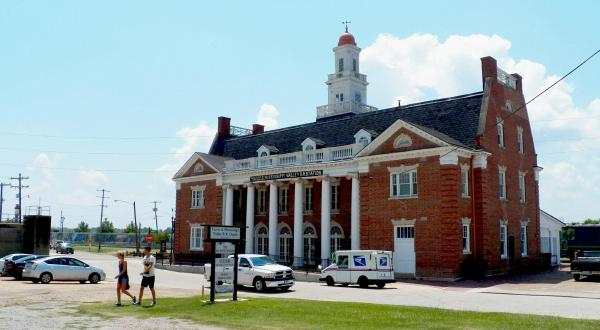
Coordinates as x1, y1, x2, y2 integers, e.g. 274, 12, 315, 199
191, 189, 205, 208
303, 186, 313, 213
396, 226, 415, 239
339, 93, 344, 102
461, 168, 469, 197
355, 93, 361, 103
331, 184, 340, 212
390, 170, 418, 197
338, 58, 344, 72
517, 127, 524, 154
520, 225, 527, 256
278, 187, 289, 214
500, 224, 507, 259
462, 224, 470, 253
497, 122, 505, 148
190, 226, 203, 251
518, 173, 526, 203
257, 189, 267, 215
352, 58, 357, 72
498, 168, 506, 200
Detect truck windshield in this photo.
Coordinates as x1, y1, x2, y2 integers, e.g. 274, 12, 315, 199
250, 256, 275, 266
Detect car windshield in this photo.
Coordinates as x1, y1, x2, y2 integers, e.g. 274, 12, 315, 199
18, 255, 37, 262
582, 251, 600, 258
250, 256, 276, 266
13, 255, 31, 261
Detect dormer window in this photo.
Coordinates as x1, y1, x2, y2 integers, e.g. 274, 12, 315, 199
354, 129, 376, 146
301, 138, 325, 152
257, 145, 278, 158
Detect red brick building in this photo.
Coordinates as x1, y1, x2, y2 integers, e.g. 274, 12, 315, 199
173, 30, 541, 280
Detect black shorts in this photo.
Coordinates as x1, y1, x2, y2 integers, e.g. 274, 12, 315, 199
141, 276, 155, 289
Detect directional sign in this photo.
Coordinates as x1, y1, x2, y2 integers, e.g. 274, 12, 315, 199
215, 242, 235, 255
215, 257, 235, 267
209, 226, 241, 240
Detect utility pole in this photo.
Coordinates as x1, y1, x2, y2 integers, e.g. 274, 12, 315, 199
96, 189, 110, 251
0, 182, 10, 223
60, 210, 65, 233
151, 201, 160, 233
10, 173, 29, 223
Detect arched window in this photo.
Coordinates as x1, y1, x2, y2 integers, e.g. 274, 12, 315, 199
303, 223, 318, 266
193, 163, 204, 174
278, 224, 292, 263
358, 136, 369, 145
330, 224, 344, 254
304, 145, 314, 152
255, 224, 268, 256
260, 151, 268, 157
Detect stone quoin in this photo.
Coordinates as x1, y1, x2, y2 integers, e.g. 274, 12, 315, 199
172, 29, 541, 280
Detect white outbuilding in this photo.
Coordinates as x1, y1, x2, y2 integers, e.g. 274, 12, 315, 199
540, 210, 565, 266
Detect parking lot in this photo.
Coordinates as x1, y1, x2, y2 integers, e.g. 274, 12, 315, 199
2, 251, 600, 325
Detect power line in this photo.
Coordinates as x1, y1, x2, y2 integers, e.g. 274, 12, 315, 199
10, 173, 29, 223
0, 147, 181, 156
96, 189, 110, 251
0, 182, 10, 223
0, 162, 175, 173
438, 47, 600, 160
0, 131, 212, 140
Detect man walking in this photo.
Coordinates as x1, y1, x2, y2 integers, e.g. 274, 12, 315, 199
134, 246, 156, 306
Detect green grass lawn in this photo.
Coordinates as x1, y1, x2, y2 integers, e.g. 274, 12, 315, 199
78, 296, 600, 330
71, 244, 138, 255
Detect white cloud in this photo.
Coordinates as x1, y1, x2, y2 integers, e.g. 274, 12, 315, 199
256, 103, 279, 130
361, 33, 600, 221
78, 168, 109, 188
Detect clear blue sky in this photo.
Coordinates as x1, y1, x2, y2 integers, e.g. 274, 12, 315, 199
1, 1, 598, 228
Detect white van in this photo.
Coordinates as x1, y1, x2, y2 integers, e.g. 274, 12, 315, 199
319, 250, 395, 288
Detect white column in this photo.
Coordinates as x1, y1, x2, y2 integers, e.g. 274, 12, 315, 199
320, 176, 331, 267
268, 181, 278, 258
225, 185, 234, 226
293, 179, 304, 267
350, 173, 361, 250
245, 184, 255, 253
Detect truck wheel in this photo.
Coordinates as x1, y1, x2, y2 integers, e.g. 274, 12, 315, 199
574, 274, 581, 281
325, 276, 335, 286
376, 282, 386, 289
358, 276, 369, 288
253, 277, 266, 292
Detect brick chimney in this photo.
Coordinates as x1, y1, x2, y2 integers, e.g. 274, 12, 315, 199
511, 73, 523, 93
480, 56, 498, 86
252, 124, 265, 134
217, 116, 231, 139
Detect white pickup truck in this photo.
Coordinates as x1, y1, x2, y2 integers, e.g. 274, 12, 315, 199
320, 250, 395, 288
205, 254, 294, 292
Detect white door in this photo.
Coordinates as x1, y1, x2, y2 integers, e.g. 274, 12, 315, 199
394, 226, 415, 274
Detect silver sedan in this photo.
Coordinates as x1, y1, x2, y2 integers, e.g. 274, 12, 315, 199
22, 256, 106, 284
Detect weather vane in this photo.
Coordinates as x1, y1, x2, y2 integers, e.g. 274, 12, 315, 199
342, 20, 351, 33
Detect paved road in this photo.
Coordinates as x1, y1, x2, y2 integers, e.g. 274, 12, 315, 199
4, 250, 600, 320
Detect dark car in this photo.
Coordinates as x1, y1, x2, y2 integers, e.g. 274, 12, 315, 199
56, 242, 74, 254
0, 254, 30, 276
2, 254, 39, 279
571, 250, 600, 281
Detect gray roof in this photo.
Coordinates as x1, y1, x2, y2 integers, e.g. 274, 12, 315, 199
212, 92, 483, 160
197, 152, 231, 171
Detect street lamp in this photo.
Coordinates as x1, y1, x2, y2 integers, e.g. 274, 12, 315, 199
114, 199, 139, 253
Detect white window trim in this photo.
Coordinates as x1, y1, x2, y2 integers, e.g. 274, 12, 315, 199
353, 129, 373, 145
257, 188, 267, 215
393, 134, 413, 149
303, 186, 313, 214
497, 117, 505, 148
520, 220, 530, 257
518, 171, 526, 203
500, 220, 508, 260
389, 168, 418, 199
278, 186, 289, 215
460, 163, 470, 198
189, 225, 204, 251
190, 185, 206, 209
517, 126, 524, 154
462, 218, 471, 254
498, 166, 507, 201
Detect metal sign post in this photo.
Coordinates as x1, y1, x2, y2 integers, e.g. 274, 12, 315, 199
204, 225, 243, 303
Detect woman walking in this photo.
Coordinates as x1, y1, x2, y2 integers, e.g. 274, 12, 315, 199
115, 252, 136, 306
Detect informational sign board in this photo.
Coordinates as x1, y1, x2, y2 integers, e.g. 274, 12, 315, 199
203, 225, 244, 303
215, 242, 235, 255
250, 170, 323, 183
209, 226, 241, 240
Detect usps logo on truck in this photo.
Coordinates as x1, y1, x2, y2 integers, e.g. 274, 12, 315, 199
379, 257, 388, 267
353, 256, 367, 267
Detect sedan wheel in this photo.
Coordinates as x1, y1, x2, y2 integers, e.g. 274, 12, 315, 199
89, 273, 100, 284
40, 272, 52, 284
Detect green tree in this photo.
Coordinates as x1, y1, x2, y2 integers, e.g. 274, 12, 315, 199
583, 218, 600, 225
153, 231, 170, 243
124, 221, 137, 233
100, 219, 115, 233
75, 221, 90, 233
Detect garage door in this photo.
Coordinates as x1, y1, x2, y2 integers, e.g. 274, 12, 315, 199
394, 225, 415, 274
